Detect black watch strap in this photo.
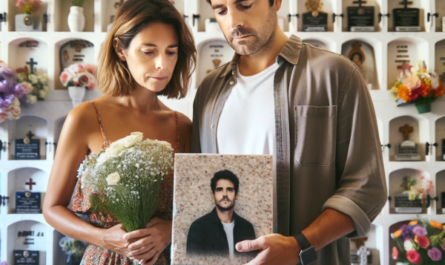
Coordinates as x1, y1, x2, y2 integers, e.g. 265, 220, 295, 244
294, 232, 311, 250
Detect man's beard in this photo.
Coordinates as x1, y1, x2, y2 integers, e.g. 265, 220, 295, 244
215, 197, 235, 211
227, 9, 277, 56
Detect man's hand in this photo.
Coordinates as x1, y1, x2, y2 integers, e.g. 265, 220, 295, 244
236, 234, 300, 265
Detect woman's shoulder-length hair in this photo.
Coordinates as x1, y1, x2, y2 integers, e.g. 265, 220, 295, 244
97, 0, 196, 99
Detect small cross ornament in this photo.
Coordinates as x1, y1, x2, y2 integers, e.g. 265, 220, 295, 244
399, 0, 413, 9
353, 0, 367, 7
24, 131, 35, 145
400, 124, 414, 141
25, 178, 36, 191
26, 58, 38, 74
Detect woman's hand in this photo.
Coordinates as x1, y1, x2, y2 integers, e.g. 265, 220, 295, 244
124, 217, 173, 265
100, 224, 135, 257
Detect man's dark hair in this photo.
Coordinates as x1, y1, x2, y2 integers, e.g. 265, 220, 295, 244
206, 0, 275, 6
211, 170, 239, 195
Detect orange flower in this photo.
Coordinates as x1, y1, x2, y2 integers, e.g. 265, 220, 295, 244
409, 220, 419, 225
419, 83, 432, 98
398, 85, 411, 102
393, 229, 402, 238
430, 220, 444, 230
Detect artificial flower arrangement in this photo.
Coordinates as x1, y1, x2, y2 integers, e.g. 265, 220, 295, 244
391, 218, 445, 264
59, 63, 97, 90
59, 236, 87, 265
77, 132, 173, 264
16, 65, 49, 103
0, 62, 33, 123
401, 176, 434, 205
15, 0, 42, 15
390, 61, 444, 114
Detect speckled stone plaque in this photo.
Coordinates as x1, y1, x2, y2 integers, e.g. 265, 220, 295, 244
172, 154, 273, 265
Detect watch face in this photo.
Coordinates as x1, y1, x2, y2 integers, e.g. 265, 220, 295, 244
300, 246, 317, 265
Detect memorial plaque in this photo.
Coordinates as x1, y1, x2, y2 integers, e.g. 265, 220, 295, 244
393, 0, 420, 32
394, 124, 421, 161
347, 0, 375, 32
302, 0, 328, 32
59, 40, 94, 75
14, 250, 39, 265
16, 191, 42, 214
395, 193, 422, 213
15, 131, 40, 160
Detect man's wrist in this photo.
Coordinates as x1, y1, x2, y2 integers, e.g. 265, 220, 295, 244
294, 232, 317, 265
289, 236, 301, 263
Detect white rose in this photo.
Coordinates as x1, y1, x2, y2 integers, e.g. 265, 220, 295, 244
101, 132, 143, 163
39, 73, 48, 83
27, 95, 37, 104
29, 74, 38, 84
404, 240, 414, 251
39, 90, 47, 99
44, 86, 50, 92
106, 172, 120, 185
430, 73, 440, 89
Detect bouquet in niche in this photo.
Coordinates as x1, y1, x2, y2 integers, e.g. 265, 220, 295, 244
59, 236, 88, 265
0, 62, 32, 123
15, 0, 42, 15
16, 65, 50, 103
60, 63, 97, 90
390, 61, 444, 114
78, 132, 173, 264
391, 219, 445, 264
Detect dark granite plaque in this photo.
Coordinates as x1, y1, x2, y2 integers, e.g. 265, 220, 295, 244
15, 139, 40, 160
16, 191, 41, 214
395, 194, 422, 213
14, 250, 39, 264
302, 12, 328, 32
394, 8, 420, 31
347, 6, 375, 32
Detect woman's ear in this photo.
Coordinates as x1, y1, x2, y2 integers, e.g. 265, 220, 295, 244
114, 38, 127, 61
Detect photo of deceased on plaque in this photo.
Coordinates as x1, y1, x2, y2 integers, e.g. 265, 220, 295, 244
172, 154, 273, 265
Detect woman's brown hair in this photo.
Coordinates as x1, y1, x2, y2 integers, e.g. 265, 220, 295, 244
98, 0, 196, 98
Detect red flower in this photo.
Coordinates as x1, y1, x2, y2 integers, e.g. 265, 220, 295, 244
392, 246, 399, 260
406, 250, 421, 264
78, 74, 89, 86
415, 235, 430, 249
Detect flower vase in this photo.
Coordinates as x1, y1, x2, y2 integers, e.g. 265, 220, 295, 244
68, 86, 86, 107
415, 102, 431, 114
68, 6, 85, 32
15, 14, 38, 31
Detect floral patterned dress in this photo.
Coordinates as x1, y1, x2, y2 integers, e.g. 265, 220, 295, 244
71, 101, 180, 265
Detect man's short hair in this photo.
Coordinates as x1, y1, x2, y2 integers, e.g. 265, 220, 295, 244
206, 0, 274, 6
211, 170, 239, 195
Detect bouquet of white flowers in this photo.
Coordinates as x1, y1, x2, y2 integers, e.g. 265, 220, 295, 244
78, 132, 174, 234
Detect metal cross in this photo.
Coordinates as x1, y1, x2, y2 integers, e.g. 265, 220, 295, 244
26, 58, 38, 74
399, 0, 412, 9
353, 0, 367, 7
25, 178, 36, 191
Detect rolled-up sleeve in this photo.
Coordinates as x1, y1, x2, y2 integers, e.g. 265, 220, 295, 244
322, 68, 387, 238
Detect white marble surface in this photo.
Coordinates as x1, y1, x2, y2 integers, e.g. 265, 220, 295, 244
172, 154, 273, 265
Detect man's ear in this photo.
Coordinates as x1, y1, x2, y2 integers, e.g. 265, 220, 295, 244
114, 38, 127, 61
274, 0, 282, 12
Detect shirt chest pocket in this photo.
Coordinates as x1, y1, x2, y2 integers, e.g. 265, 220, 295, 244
294, 105, 337, 166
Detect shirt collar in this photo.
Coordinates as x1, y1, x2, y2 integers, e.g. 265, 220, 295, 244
220, 34, 302, 78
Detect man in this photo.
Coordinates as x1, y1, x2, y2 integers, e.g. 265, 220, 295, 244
191, 0, 387, 264
186, 170, 256, 258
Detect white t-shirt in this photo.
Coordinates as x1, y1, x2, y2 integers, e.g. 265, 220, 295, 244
222, 221, 235, 259
217, 63, 278, 155
217, 63, 278, 231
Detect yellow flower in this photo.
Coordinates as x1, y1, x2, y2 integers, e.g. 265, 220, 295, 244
409, 220, 418, 225
393, 229, 402, 238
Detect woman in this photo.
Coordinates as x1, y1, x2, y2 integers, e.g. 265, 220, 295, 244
43, 0, 196, 264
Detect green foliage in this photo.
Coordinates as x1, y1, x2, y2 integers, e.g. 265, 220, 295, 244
71, 0, 86, 7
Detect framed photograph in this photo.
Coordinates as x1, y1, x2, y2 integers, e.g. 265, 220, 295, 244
172, 154, 273, 265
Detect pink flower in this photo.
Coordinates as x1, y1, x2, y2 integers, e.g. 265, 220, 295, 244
415, 235, 430, 249
412, 226, 427, 236
392, 246, 399, 260
78, 74, 89, 86
428, 247, 442, 261
85, 64, 96, 75
407, 250, 421, 264
20, 82, 33, 93
60, 72, 69, 85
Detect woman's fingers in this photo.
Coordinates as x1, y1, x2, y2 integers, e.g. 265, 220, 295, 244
124, 228, 151, 241
133, 247, 158, 262
145, 252, 160, 265
128, 242, 155, 258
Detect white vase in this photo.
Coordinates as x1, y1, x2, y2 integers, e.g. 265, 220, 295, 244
67, 6, 85, 32
68, 86, 86, 107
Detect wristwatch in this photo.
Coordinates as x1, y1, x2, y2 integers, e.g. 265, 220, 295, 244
294, 232, 317, 265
